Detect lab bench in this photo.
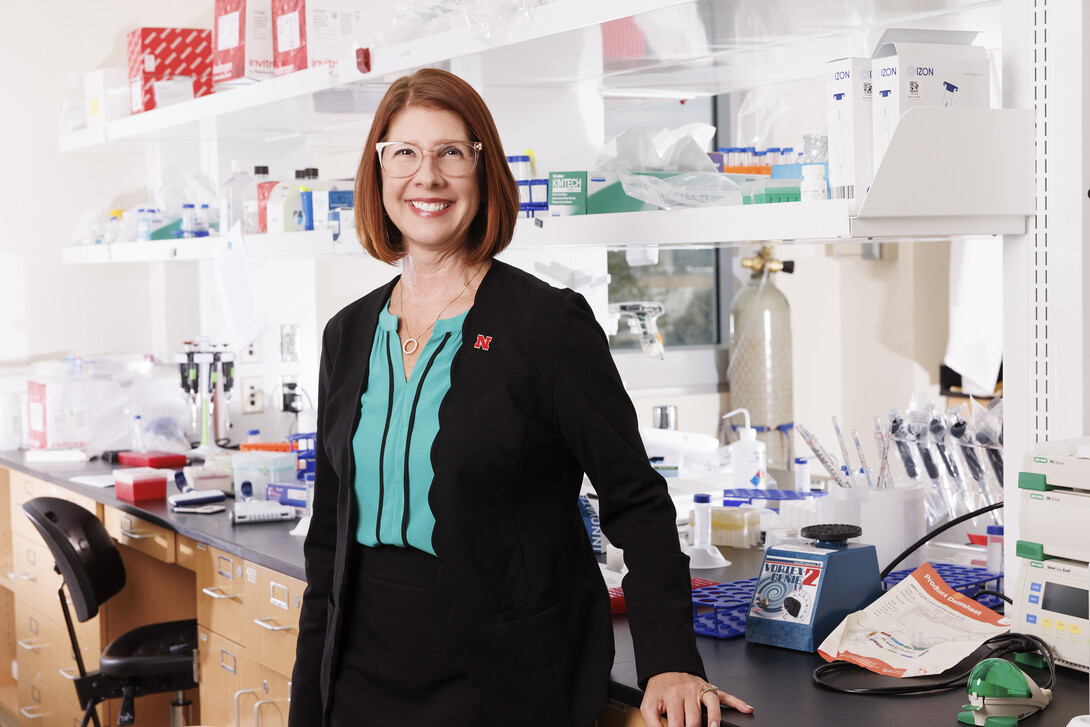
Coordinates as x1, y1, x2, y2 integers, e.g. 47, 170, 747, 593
2, 452, 1088, 727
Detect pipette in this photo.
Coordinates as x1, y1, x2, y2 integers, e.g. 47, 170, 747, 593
851, 429, 873, 487
796, 423, 851, 488
888, 411, 918, 479
948, 407, 985, 483
830, 416, 857, 487
873, 416, 894, 488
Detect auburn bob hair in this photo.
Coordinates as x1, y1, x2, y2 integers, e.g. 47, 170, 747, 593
355, 68, 519, 265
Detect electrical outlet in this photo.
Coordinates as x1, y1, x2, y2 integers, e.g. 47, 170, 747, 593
280, 324, 299, 363
242, 377, 264, 414
281, 375, 301, 413
240, 337, 263, 364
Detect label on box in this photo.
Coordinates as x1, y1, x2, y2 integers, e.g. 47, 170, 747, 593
277, 10, 301, 51
548, 172, 587, 216
218, 11, 241, 49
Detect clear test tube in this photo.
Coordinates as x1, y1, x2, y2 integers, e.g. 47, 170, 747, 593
753, 150, 769, 168
743, 146, 757, 165
767, 147, 782, 164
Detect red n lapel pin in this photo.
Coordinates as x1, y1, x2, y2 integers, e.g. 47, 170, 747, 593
474, 334, 492, 351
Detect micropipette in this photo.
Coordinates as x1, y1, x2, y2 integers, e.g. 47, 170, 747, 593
888, 411, 918, 479
930, 413, 960, 481
948, 408, 985, 483
830, 416, 857, 487
796, 423, 851, 488
851, 429, 873, 487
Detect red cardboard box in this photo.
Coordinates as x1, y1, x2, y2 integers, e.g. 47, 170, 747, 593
127, 27, 213, 113
271, 0, 360, 76
117, 450, 188, 468
114, 467, 168, 502
213, 0, 274, 85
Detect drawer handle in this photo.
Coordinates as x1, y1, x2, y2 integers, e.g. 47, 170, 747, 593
234, 689, 256, 727
20, 706, 48, 719
202, 586, 241, 600
60, 666, 79, 680
120, 528, 155, 540
17, 638, 48, 651
253, 618, 294, 632
11, 571, 37, 582
255, 698, 287, 725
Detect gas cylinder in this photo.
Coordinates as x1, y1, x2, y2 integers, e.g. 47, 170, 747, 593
727, 246, 795, 469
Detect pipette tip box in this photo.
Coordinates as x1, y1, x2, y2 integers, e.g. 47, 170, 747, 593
113, 467, 168, 502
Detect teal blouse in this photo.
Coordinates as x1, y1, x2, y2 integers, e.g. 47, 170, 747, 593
351, 301, 467, 555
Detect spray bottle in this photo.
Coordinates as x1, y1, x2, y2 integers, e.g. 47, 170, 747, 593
722, 408, 766, 489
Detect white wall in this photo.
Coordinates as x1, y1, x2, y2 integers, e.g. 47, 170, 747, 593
0, 2, 216, 365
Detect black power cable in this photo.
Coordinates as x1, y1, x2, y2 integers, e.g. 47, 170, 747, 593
813, 633, 1055, 696
879, 501, 1005, 580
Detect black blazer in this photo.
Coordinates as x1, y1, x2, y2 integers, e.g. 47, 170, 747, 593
289, 260, 704, 726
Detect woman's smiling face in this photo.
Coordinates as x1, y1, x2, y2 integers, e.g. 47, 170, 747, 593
380, 106, 482, 257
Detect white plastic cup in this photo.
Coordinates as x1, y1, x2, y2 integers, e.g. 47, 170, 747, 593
817, 480, 926, 572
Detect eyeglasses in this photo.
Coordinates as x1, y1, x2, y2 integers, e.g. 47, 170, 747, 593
376, 141, 483, 178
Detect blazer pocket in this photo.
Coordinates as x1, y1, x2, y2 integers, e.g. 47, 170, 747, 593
494, 583, 566, 626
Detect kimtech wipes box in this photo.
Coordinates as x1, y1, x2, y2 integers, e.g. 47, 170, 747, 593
826, 58, 872, 212
548, 172, 587, 216
213, 0, 274, 86
871, 29, 989, 176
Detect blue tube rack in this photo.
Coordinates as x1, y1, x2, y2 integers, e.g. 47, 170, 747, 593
693, 562, 1004, 640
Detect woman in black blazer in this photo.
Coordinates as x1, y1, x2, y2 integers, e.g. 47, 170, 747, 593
288, 68, 752, 727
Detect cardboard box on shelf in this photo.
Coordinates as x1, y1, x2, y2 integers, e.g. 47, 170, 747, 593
127, 27, 213, 113
870, 29, 989, 176
826, 57, 872, 213
213, 0, 274, 85
84, 67, 130, 129
271, 0, 362, 76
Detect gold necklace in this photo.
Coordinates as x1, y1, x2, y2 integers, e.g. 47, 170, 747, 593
397, 266, 481, 356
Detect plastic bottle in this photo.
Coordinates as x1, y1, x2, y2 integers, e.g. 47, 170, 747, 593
130, 415, 145, 452
196, 204, 211, 236
219, 159, 253, 235
266, 170, 305, 233
243, 165, 269, 234
794, 457, 810, 493
181, 204, 197, 237
986, 525, 1004, 574
136, 208, 151, 241
722, 408, 767, 489
246, 429, 261, 444
800, 164, 828, 201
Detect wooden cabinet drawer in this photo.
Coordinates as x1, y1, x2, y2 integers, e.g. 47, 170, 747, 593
8, 534, 64, 618
175, 534, 201, 572
15, 601, 100, 705
103, 508, 175, 563
16, 670, 106, 727
239, 658, 292, 727
197, 626, 248, 727
195, 545, 249, 641
9, 472, 99, 547
243, 564, 303, 677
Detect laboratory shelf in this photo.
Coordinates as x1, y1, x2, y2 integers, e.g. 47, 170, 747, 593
61, 230, 338, 264
336, 0, 692, 85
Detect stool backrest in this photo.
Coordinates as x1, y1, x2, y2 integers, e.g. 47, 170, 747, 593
22, 497, 126, 622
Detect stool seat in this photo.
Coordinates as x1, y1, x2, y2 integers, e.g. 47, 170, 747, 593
100, 619, 198, 682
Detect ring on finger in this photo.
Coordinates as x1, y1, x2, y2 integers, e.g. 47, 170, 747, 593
699, 684, 719, 700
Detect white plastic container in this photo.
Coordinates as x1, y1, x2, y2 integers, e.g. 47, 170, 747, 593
800, 164, 828, 201
986, 525, 1004, 574
232, 451, 297, 500
219, 159, 253, 234
816, 480, 926, 572
794, 457, 811, 492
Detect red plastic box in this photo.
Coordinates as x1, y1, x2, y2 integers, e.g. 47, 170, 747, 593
118, 450, 188, 468
127, 27, 213, 113
114, 468, 168, 502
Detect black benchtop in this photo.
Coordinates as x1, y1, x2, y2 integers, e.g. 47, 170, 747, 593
6, 452, 1089, 726
1, 451, 306, 580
